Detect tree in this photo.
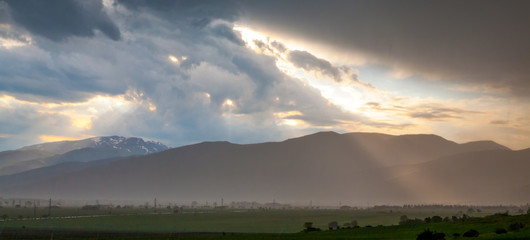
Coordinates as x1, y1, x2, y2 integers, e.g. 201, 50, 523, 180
431, 216, 443, 223
303, 222, 313, 230
351, 220, 359, 228
303, 222, 320, 232
399, 215, 409, 225
328, 221, 339, 230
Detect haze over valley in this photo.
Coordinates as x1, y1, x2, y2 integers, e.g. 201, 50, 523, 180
1, 132, 528, 206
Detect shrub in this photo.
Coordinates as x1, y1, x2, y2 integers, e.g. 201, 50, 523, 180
303, 222, 321, 232
495, 228, 507, 234
417, 229, 446, 240
462, 229, 479, 237
509, 222, 525, 231
431, 216, 443, 223
328, 221, 339, 230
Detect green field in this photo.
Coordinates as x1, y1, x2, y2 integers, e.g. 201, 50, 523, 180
1, 206, 529, 239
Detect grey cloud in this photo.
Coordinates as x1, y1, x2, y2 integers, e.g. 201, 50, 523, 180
288, 50, 341, 82
0, 0, 372, 150
409, 112, 460, 121
270, 41, 286, 53
117, 0, 241, 28
253, 40, 267, 50
239, 0, 530, 97
490, 120, 508, 125
363, 101, 481, 122
4, 0, 121, 41
0, 103, 75, 150
0, 42, 127, 102
209, 23, 244, 46
408, 105, 481, 121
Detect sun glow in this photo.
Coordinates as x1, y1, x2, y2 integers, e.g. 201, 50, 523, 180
169, 55, 179, 63
71, 118, 92, 130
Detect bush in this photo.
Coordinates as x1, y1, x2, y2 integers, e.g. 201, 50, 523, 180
431, 216, 443, 223
328, 221, 339, 230
509, 222, 525, 231
453, 233, 460, 237
417, 229, 446, 240
462, 229, 479, 237
303, 222, 321, 232
495, 228, 507, 234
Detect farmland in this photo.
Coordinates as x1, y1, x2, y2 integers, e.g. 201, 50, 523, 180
1, 205, 529, 239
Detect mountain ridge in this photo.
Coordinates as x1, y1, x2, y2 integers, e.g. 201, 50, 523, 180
0, 136, 169, 175
2, 131, 526, 205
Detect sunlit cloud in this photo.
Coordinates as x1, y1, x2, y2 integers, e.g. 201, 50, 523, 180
233, 25, 530, 150
40, 135, 84, 143
0, 134, 12, 138
0, 93, 149, 148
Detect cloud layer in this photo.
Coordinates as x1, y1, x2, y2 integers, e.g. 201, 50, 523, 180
4, 0, 120, 41
239, 0, 530, 97
0, 0, 528, 151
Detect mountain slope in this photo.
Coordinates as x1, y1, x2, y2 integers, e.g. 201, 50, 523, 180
0, 157, 119, 190
0, 149, 53, 170
0, 136, 169, 175
19, 136, 168, 155
3, 131, 525, 205
389, 148, 530, 204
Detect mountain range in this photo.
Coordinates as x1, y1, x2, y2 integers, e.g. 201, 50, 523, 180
0, 132, 528, 205
0, 136, 169, 175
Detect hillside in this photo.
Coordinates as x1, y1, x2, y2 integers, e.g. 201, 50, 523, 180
0, 136, 169, 175
2, 131, 526, 205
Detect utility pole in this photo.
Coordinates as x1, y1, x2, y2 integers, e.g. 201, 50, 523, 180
48, 198, 51, 218
33, 200, 36, 219
154, 198, 157, 209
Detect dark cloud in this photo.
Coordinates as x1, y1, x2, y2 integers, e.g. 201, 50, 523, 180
117, 0, 241, 28
270, 41, 287, 53
288, 50, 341, 82
209, 23, 244, 46
363, 101, 482, 121
4, 0, 120, 41
0, 41, 127, 102
239, 0, 530, 97
490, 120, 508, 125
408, 105, 481, 121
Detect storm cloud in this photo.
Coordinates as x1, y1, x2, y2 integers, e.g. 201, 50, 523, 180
4, 0, 121, 41
0, 1, 528, 151
239, 0, 530, 97
0, 0, 365, 150
288, 50, 341, 82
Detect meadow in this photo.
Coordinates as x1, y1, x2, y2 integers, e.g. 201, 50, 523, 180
1, 205, 529, 239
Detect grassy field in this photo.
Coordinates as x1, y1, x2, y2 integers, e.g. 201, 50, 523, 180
1, 206, 529, 239
0, 207, 508, 233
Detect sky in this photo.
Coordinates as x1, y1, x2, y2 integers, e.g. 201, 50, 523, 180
0, 0, 529, 151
